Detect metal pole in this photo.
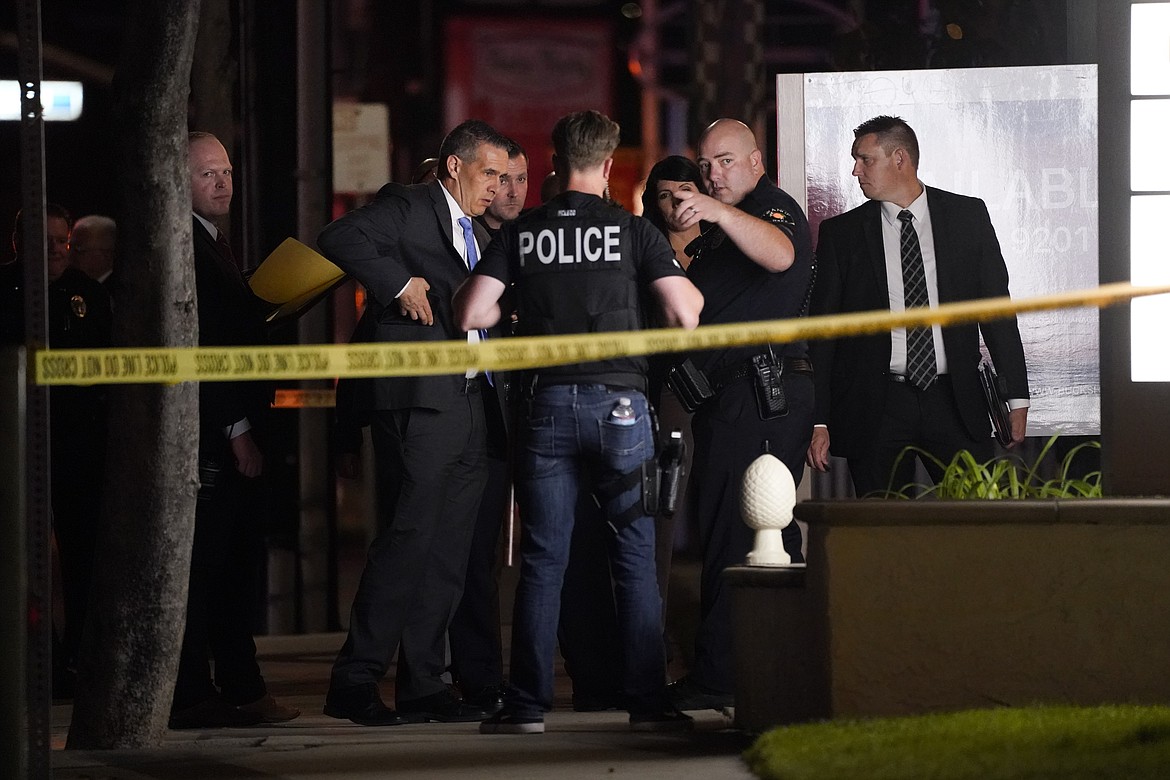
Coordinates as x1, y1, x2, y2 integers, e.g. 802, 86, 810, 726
1, 347, 29, 780
296, 0, 335, 633
17, 0, 52, 775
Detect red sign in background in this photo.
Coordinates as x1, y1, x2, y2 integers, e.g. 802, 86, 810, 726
446, 16, 638, 209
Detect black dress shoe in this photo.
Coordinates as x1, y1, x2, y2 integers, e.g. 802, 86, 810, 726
463, 684, 506, 715
170, 696, 263, 729
324, 683, 424, 727
398, 690, 489, 722
666, 676, 734, 711
629, 707, 695, 733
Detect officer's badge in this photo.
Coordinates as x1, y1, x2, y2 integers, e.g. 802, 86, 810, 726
70, 294, 87, 318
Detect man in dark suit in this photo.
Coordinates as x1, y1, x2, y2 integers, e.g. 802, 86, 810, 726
318, 119, 511, 727
447, 138, 528, 714
807, 115, 1030, 497
172, 132, 299, 728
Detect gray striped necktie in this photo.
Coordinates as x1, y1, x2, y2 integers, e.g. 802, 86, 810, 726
898, 209, 936, 390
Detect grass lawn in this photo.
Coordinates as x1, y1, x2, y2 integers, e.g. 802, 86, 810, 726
744, 704, 1170, 779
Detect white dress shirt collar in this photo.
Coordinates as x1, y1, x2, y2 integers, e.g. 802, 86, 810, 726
879, 184, 928, 228
193, 212, 219, 240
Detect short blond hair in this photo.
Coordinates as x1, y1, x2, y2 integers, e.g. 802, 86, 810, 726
551, 110, 620, 172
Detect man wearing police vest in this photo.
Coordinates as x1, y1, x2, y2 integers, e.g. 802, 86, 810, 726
455, 109, 704, 734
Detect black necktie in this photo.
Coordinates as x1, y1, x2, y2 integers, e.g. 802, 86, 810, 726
898, 209, 936, 390
215, 230, 234, 263
213, 229, 246, 286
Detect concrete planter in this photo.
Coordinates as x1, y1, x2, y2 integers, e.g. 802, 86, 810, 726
729, 498, 1170, 732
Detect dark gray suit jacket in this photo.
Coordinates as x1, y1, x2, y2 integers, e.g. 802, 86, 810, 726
809, 186, 1029, 458
318, 179, 492, 412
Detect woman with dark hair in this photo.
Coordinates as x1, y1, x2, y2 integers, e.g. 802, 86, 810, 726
640, 155, 707, 270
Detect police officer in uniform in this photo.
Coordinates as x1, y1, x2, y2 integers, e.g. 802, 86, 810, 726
456, 110, 704, 734
5, 204, 112, 694
665, 119, 817, 711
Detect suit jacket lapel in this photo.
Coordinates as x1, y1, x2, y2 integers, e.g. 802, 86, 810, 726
862, 200, 888, 304
428, 180, 471, 272
471, 220, 491, 260
925, 186, 957, 304
193, 216, 243, 284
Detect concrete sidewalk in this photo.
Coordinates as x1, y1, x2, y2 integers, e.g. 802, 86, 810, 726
50, 633, 758, 780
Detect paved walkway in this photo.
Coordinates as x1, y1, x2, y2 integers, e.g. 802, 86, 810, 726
50, 633, 758, 780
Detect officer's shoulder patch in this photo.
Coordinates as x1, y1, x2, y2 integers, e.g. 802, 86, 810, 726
761, 207, 794, 225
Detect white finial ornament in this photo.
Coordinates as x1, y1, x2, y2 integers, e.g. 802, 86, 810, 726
740, 453, 802, 567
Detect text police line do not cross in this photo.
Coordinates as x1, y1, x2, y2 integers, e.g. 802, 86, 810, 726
31, 282, 1170, 387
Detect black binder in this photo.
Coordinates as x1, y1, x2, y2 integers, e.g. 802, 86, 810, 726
978, 359, 1013, 446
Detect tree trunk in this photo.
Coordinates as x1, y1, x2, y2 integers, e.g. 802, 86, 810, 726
66, 0, 202, 749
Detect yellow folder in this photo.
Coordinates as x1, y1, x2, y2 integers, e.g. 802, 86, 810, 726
247, 237, 347, 323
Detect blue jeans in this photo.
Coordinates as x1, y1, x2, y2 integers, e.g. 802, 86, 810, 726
506, 384, 668, 718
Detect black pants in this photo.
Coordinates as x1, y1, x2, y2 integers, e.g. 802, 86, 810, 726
448, 454, 509, 695
688, 373, 813, 694
49, 396, 106, 673
330, 390, 487, 705
847, 376, 992, 498
173, 456, 266, 710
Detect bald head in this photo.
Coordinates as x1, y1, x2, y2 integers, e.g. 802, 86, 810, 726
699, 119, 757, 153
697, 118, 764, 206
71, 214, 116, 281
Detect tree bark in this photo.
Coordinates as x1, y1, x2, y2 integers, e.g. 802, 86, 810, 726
66, 0, 202, 749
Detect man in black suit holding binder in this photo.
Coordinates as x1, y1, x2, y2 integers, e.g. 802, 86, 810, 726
807, 115, 1030, 496
172, 132, 299, 728
318, 120, 511, 726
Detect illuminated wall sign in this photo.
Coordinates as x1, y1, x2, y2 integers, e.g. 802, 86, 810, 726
1130, 3, 1170, 382
0, 80, 85, 121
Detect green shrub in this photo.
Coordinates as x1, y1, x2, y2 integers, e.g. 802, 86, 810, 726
873, 435, 1101, 499
744, 704, 1170, 780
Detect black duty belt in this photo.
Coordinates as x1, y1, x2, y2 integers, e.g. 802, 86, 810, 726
709, 356, 813, 393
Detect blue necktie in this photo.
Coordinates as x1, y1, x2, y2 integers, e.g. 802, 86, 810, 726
458, 217, 479, 269
458, 217, 492, 384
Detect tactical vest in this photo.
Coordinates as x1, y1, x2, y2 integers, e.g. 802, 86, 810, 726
513, 193, 648, 391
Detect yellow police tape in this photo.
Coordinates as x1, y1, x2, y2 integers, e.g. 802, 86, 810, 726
33, 281, 1170, 386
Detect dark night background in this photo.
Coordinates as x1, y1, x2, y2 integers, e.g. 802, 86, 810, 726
2, 0, 1078, 266
0, 0, 1103, 638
